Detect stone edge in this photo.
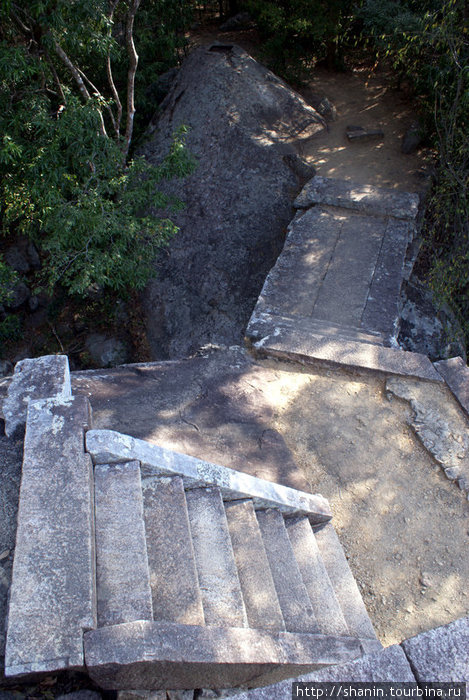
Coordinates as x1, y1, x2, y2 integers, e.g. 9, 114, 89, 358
85, 429, 332, 525
434, 356, 469, 420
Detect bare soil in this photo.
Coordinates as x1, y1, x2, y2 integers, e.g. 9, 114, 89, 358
260, 358, 469, 646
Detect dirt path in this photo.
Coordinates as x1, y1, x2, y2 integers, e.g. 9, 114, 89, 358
187, 24, 432, 193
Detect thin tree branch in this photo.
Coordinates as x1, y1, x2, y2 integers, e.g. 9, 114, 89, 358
53, 39, 108, 138
122, 0, 141, 163
77, 66, 116, 133
44, 50, 67, 108
107, 0, 122, 139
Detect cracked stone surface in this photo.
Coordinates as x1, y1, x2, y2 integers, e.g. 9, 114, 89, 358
386, 376, 469, 498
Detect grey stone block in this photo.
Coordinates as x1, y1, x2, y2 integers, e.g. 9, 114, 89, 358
225, 499, 285, 631
95, 461, 153, 627
253, 207, 342, 320
3, 355, 71, 437
434, 356, 469, 418
5, 395, 96, 677
256, 509, 318, 634
84, 620, 362, 690
285, 516, 348, 636
294, 176, 420, 220
314, 524, 379, 644
247, 311, 383, 347
361, 218, 413, 342
86, 429, 332, 525
142, 476, 204, 625
185, 487, 247, 628
401, 616, 469, 685
251, 320, 443, 382
310, 210, 385, 328
117, 693, 167, 700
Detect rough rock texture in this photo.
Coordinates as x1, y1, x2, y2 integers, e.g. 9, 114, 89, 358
402, 617, 469, 686
435, 356, 469, 417
0, 436, 23, 662
3, 354, 71, 437
139, 44, 325, 359
386, 376, 469, 497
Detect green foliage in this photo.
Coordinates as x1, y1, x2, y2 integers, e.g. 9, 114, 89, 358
0, 1, 195, 300
245, 0, 353, 76
358, 0, 469, 344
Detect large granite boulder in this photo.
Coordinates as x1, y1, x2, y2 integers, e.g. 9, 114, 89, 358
139, 44, 325, 359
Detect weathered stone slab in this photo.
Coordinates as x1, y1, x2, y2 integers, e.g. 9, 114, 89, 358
253, 207, 343, 319
310, 211, 385, 328
95, 461, 153, 627
314, 523, 379, 644
185, 487, 247, 628
294, 176, 420, 220
251, 319, 443, 382
346, 126, 384, 141
86, 429, 332, 524
257, 509, 318, 634
225, 499, 285, 631
142, 476, 204, 625
386, 376, 469, 498
361, 218, 414, 342
3, 355, 71, 437
247, 311, 383, 346
401, 617, 469, 685
84, 620, 362, 689
435, 356, 469, 418
5, 395, 96, 677
285, 516, 348, 636
228, 645, 415, 698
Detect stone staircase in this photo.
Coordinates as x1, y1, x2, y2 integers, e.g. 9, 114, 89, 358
3, 355, 381, 691
246, 176, 440, 380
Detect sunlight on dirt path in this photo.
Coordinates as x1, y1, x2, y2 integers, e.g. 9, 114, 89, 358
300, 66, 432, 192
259, 358, 469, 646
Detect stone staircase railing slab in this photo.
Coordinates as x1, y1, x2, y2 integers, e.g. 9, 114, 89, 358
5, 394, 96, 677
3, 354, 71, 437
84, 620, 363, 690
86, 429, 332, 524
294, 176, 420, 221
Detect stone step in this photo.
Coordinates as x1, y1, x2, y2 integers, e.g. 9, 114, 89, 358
248, 311, 383, 347
294, 175, 420, 221
256, 509, 318, 633
314, 523, 381, 651
94, 461, 153, 627
249, 316, 443, 382
84, 620, 363, 690
185, 487, 248, 628
285, 516, 349, 637
5, 395, 95, 677
225, 499, 285, 632
142, 476, 205, 626
361, 218, 414, 342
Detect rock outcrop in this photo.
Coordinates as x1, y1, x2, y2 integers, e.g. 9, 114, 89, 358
139, 44, 324, 359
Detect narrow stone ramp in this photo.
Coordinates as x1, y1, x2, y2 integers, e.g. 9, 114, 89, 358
4, 356, 382, 690
246, 175, 441, 381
